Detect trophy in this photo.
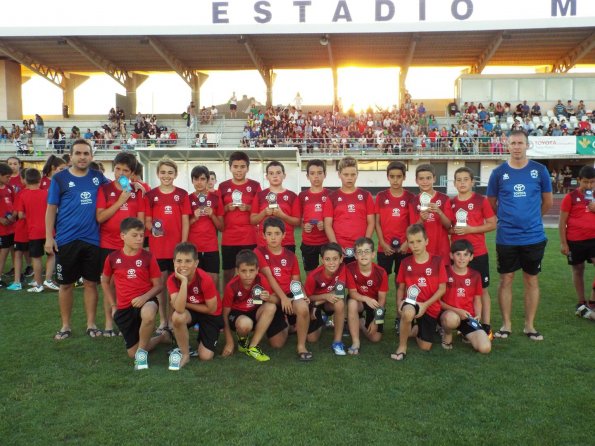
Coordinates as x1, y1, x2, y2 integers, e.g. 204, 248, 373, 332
585, 189, 593, 203
231, 190, 243, 207
251, 285, 264, 305
455, 208, 468, 227
374, 307, 385, 325
466, 316, 481, 331
290, 280, 305, 300
419, 192, 432, 211
118, 175, 132, 192
310, 219, 318, 225
344, 247, 355, 258
390, 237, 400, 250
266, 191, 278, 209
405, 284, 421, 305
334, 281, 346, 299
151, 219, 164, 237
197, 193, 207, 216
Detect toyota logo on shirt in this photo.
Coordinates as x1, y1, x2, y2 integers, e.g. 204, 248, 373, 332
514, 184, 525, 192
80, 191, 92, 205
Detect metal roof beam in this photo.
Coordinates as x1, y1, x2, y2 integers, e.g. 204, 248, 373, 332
64, 37, 132, 87
400, 34, 418, 80
147, 37, 199, 88
551, 32, 595, 73
0, 40, 66, 89
240, 36, 273, 86
470, 32, 504, 74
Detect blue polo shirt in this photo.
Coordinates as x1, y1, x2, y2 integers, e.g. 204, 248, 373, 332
487, 160, 551, 246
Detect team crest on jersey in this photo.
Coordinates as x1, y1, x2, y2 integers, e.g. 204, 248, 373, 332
283, 195, 289, 201
189, 295, 198, 303
164, 205, 173, 214
174, 195, 180, 202
347, 204, 356, 213
457, 287, 465, 297
281, 259, 287, 266
135, 260, 142, 267
127, 268, 136, 279
436, 200, 442, 207
207, 200, 212, 206
68, 181, 75, 188
468, 203, 474, 210
392, 208, 400, 217
322, 196, 327, 202
273, 267, 281, 277
530, 170, 538, 179
400, 200, 406, 207
465, 278, 471, 286
366, 280, 373, 287
247, 186, 252, 192
425, 268, 432, 275
93, 177, 99, 186
503, 173, 509, 180
357, 194, 363, 200
193, 287, 199, 294
418, 277, 427, 287
315, 203, 322, 212
360, 285, 369, 292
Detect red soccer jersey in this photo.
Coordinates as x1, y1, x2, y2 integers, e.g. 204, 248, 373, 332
8, 175, 23, 193
97, 182, 146, 250
102, 249, 161, 310
443, 265, 483, 317
450, 193, 495, 256
305, 263, 346, 296
40, 177, 51, 190
298, 188, 330, 246
218, 178, 261, 246
397, 255, 447, 319
16, 188, 47, 240
251, 188, 300, 247
223, 273, 273, 312
13, 190, 28, 243
166, 267, 222, 316
188, 191, 223, 252
561, 189, 595, 242
323, 188, 375, 251
345, 262, 389, 300
254, 245, 301, 295
0, 185, 15, 236
145, 187, 191, 260
375, 189, 414, 253
410, 191, 453, 266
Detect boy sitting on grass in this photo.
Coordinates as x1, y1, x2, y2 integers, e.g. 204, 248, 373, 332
101, 218, 169, 370
345, 237, 388, 355
440, 239, 491, 354
222, 249, 286, 362
167, 242, 223, 370
391, 224, 447, 361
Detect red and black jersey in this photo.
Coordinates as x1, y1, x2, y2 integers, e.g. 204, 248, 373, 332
298, 188, 330, 246
561, 189, 595, 242
375, 189, 414, 252
345, 262, 389, 300
167, 267, 222, 316
305, 263, 346, 296
218, 178, 261, 246
450, 193, 495, 256
254, 246, 300, 295
0, 185, 15, 236
223, 273, 273, 312
443, 265, 483, 317
188, 191, 223, 252
251, 188, 300, 247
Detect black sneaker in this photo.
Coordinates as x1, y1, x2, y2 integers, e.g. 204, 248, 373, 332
24, 266, 34, 277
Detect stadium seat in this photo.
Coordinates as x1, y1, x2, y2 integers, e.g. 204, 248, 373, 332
546, 110, 554, 118
500, 123, 508, 131
532, 116, 541, 125
506, 116, 514, 125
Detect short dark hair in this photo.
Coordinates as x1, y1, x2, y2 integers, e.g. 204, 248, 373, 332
0, 162, 12, 176
209, 170, 216, 179
120, 217, 145, 233
416, 163, 435, 178
320, 242, 343, 258
173, 242, 198, 261
113, 152, 137, 172
578, 165, 595, 180
306, 159, 326, 175
229, 151, 250, 167
263, 216, 286, 234
24, 168, 41, 185
191, 165, 210, 180
70, 139, 93, 154
509, 129, 529, 143
354, 237, 374, 251
236, 249, 258, 268
406, 223, 428, 239
387, 161, 406, 176
454, 166, 474, 180
134, 162, 144, 179
266, 160, 285, 175
450, 238, 474, 255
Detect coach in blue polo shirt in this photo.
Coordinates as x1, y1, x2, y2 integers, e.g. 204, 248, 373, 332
487, 129, 553, 342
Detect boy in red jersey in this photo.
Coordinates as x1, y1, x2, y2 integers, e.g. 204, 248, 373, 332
0, 162, 15, 285
251, 161, 300, 250
450, 167, 496, 337
102, 218, 169, 370
188, 165, 223, 286
409, 164, 453, 267
304, 242, 347, 355
391, 224, 447, 361
440, 239, 491, 353
345, 237, 388, 355
97, 152, 145, 335
324, 157, 375, 263
559, 165, 595, 315
145, 158, 191, 333
218, 151, 262, 285
222, 249, 285, 362
298, 159, 330, 273
6, 169, 29, 291
14, 168, 59, 292
167, 242, 223, 369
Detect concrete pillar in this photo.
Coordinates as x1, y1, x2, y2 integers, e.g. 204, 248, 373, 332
265, 70, 276, 108
124, 74, 148, 116
62, 73, 89, 117
0, 60, 23, 120
399, 69, 407, 106
191, 72, 209, 109
332, 67, 338, 111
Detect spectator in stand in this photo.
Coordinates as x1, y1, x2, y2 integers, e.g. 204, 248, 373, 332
169, 129, 178, 146
447, 100, 459, 117
562, 165, 573, 193
495, 102, 505, 120
554, 100, 567, 117
83, 128, 93, 139
566, 100, 575, 117
521, 101, 530, 118
531, 102, 542, 117
34, 114, 44, 136
576, 100, 586, 119
229, 92, 238, 118
53, 127, 66, 154
209, 105, 218, 123
417, 102, 426, 117
125, 133, 137, 150
187, 101, 197, 130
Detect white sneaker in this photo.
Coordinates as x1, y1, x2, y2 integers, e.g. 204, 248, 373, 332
576, 304, 593, 319
134, 348, 149, 370
168, 348, 183, 371
27, 285, 44, 293
43, 280, 60, 291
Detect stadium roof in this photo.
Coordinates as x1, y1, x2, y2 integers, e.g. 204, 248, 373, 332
1, 28, 594, 73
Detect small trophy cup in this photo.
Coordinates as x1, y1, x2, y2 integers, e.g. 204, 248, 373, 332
251, 285, 264, 305
334, 281, 346, 299
266, 191, 278, 209
455, 208, 468, 227
390, 237, 400, 250
290, 280, 305, 300
344, 247, 355, 258
419, 192, 432, 211
466, 316, 481, 331
585, 189, 593, 203
118, 176, 132, 192
151, 219, 164, 237
405, 284, 421, 305
197, 193, 207, 216
374, 307, 385, 325
231, 190, 243, 207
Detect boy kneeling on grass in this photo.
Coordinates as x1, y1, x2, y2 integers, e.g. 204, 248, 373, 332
101, 217, 170, 370
391, 224, 447, 361
222, 249, 286, 362
440, 239, 491, 354
167, 242, 223, 370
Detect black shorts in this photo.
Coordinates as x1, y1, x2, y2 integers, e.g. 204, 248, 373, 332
414, 313, 438, 343
567, 239, 595, 265
230, 104, 238, 110
55, 240, 101, 284
300, 243, 323, 272
228, 306, 287, 338
14, 241, 28, 252
188, 310, 223, 353
197, 251, 220, 274
221, 244, 256, 271
0, 233, 14, 249
469, 253, 490, 288
287, 306, 324, 334
358, 302, 384, 334
496, 240, 547, 275
99, 247, 116, 271
157, 258, 174, 273
284, 245, 296, 253
377, 251, 411, 276
457, 317, 484, 337
114, 298, 158, 350
28, 239, 45, 258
